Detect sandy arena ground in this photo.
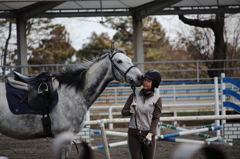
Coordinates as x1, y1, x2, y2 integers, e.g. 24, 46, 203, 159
0, 127, 239, 159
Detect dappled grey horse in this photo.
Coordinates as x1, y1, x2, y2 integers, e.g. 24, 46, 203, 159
0, 45, 143, 158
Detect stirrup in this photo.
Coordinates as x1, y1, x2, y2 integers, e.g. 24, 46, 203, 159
38, 82, 49, 94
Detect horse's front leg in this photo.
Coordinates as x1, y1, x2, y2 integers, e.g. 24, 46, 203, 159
61, 142, 72, 159
52, 132, 74, 159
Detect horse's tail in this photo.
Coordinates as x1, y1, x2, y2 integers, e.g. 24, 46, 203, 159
52, 131, 94, 159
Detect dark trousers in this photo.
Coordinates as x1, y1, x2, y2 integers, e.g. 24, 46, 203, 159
128, 133, 156, 159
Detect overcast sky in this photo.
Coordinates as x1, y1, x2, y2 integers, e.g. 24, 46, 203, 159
53, 15, 181, 50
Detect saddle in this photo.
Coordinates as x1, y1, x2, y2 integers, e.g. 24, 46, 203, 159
14, 71, 55, 112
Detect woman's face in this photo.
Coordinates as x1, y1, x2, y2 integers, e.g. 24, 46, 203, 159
143, 77, 152, 90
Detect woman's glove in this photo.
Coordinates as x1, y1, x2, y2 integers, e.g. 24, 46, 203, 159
146, 133, 153, 142
145, 132, 153, 146
130, 102, 137, 113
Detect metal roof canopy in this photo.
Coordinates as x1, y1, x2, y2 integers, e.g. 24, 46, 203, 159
0, 0, 239, 74
0, 0, 240, 18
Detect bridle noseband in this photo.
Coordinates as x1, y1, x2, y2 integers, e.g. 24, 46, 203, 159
109, 52, 136, 83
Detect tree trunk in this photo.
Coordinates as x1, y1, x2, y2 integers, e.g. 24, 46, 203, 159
210, 13, 226, 78
179, 13, 226, 78
3, 20, 12, 76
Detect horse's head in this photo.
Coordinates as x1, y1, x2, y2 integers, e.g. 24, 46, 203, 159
108, 44, 143, 87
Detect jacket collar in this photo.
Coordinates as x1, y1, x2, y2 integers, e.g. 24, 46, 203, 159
139, 89, 154, 98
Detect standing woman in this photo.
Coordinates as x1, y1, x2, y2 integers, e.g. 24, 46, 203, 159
122, 69, 162, 159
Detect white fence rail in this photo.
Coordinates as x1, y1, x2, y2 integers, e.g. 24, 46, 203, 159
90, 81, 240, 129
89, 102, 240, 129
93, 83, 239, 106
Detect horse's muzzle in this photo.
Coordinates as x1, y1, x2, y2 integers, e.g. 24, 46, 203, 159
130, 75, 143, 87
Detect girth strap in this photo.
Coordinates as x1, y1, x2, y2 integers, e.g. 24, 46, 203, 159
41, 113, 53, 137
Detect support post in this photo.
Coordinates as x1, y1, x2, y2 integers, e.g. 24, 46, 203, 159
16, 18, 28, 75
132, 17, 144, 73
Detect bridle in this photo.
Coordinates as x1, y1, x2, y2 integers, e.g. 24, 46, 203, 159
108, 52, 136, 83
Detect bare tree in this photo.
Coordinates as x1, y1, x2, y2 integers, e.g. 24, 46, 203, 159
0, 19, 16, 77
179, 13, 226, 78
224, 15, 240, 77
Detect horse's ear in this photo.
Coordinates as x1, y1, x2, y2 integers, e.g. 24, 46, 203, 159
110, 42, 115, 53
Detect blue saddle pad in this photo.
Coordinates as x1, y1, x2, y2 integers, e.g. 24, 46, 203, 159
6, 82, 58, 115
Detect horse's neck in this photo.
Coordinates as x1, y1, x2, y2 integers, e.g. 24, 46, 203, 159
83, 58, 113, 108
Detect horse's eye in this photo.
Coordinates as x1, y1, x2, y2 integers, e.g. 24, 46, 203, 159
117, 60, 122, 63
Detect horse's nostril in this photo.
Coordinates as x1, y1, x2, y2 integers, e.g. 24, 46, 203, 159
138, 75, 143, 80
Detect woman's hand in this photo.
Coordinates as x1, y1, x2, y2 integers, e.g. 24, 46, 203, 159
146, 133, 153, 142
130, 102, 137, 113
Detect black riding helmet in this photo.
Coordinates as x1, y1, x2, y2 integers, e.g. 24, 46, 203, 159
144, 69, 161, 88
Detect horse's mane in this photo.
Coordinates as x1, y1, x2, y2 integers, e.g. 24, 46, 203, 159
53, 54, 107, 92
53, 47, 126, 92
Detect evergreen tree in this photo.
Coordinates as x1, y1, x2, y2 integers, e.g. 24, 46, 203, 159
76, 32, 112, 61
0, 18, 74, 76
28, 25, 76, 74
101, 16, 170, 61
143, 17, 170, 62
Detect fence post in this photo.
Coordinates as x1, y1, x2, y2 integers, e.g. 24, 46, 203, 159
98, 119, 111, 159
108, 106, 113, 130
173, 110, 177, 126
214, 77, 220, 136
221, 73, 226, 125
86, 110, 90, 121
173, 86, 176, 104
114, 88, 117, 106
197, 61, 199, 82
156, 87, 160, 96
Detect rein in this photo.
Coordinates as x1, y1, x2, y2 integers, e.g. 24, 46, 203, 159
109, 52, 136, 82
